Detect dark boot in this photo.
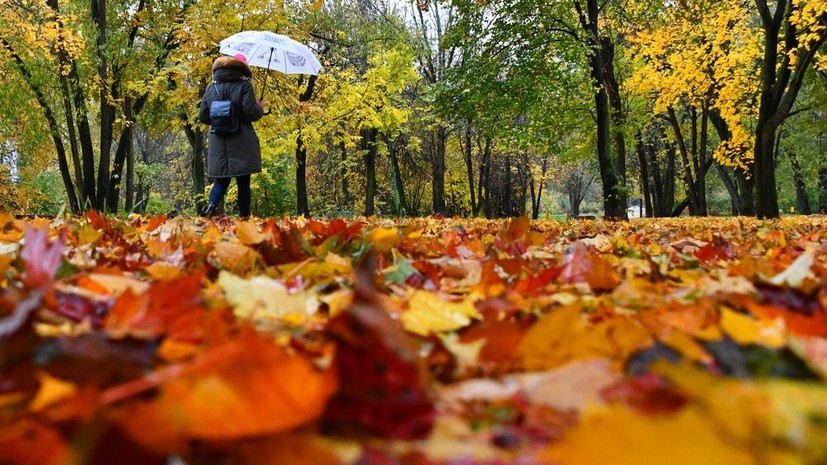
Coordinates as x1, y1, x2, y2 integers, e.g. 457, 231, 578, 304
202, 203, 217, 217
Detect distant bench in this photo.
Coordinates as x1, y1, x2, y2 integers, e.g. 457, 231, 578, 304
325, 210, 356, 219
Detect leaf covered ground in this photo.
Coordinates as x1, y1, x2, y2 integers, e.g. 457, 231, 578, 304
2, 212, 827, 464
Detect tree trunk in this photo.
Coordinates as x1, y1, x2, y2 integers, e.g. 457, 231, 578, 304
107, 125, 131, 212
819, 166, 827, 214
295, 75, 318, 218
665, 143, 676, 214
648, 139, 664, 216
387, 134, 407, 216
737, 171, 755, 216
667, 106, 699, 215
709, 109, 753, 215
340, 141, 351, 207
699, 105, 709, 214
461, 123, 477, 215
362, 127, 378, 216
671, 156, 713, 217
530, 158, 547, 219
182, 118, 206, 213
753, 0, 827, 218
578, 0, 626, 220
786, 149, 811, 214
432, 125, 447, 214
636, 132, 653, 218
602, 36, 628, 216
296, 133, 310, 217
93, 0, 115, 211
504, 154, 512, 216
134, 182, 146, 214
755, 124, 780, 219
59, 74, 85, 205
70, 60, 98, 210
474, 137, 490, 217
715, 165, 742, 215
125, 119, 134, 212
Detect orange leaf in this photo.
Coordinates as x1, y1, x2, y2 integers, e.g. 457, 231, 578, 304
0, 419, 71, 465
104, 272, 208, 340
143, 262, 183, 281
235, 219, 267, 245
213, 241, 258, 272
232, 432, 342, 465
114, 326, 338, 453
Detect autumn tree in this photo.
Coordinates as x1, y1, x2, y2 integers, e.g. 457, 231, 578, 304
627, 0, 762, 217
439, 0, 632, 220
306, 0, 417, 217
753, 0, 827, 218
406, 0, 465, 215
0, 0, 197, 213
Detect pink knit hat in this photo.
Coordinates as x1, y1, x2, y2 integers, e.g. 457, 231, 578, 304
234, 53, 248, 64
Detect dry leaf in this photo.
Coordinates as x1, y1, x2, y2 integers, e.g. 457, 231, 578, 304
401, 290, 480, 336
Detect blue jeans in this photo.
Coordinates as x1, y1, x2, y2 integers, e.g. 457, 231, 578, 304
209, 174, 251, 217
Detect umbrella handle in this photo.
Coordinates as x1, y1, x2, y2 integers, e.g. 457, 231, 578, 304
259, 47, 275, 101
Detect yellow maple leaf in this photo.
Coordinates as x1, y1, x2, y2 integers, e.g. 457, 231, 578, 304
212, 242, 257, 272
144, 263, 183, 281
367, 227, 400, 252
0, 254, 13, 275
401, 290, 480, 336
235, 219, 267, 245
77, 224, 103, 245
720, 307, 785, 348
218, 271, 320, 322
519, 304, 652, 370
201, 224, 223, 244
29, 371, 77, 412
543, 404, 754, 465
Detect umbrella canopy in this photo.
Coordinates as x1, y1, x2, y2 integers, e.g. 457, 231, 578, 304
219, 31, 322, 76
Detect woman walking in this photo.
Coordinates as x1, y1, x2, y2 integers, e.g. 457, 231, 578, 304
198, 53, 265, 217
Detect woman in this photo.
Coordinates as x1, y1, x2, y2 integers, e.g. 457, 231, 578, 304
198, 53, 265, 217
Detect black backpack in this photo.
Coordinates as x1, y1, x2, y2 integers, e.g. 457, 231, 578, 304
209, 82, 240, 135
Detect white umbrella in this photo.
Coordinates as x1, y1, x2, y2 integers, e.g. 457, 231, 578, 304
219, 31, 322, 102
219, 30, 322, 76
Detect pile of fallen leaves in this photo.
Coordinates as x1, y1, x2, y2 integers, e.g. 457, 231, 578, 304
1, 211, 827, 465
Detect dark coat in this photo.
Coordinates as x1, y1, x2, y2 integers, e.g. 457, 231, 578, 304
199, 56, 264, 178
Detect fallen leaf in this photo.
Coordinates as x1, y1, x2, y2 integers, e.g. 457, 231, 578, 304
766, 252, 815, 288
218, 271, 320, 321
519, 304, 652, 370
368, 227, 401, 252
115, 326, 337, 453
0, 419, 72, 465
212, 241, 258, 272
324, 265, 435, 439
542, 405, 754, 465
236, 219, 267, 245
401, 290, 480, 336
28, 371, 77, 412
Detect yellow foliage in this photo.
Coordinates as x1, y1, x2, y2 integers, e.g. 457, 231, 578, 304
628, 0, 760, 170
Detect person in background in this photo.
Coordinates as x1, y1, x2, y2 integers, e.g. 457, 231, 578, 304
198, 53, 265, 218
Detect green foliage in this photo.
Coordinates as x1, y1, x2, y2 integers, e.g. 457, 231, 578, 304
144, 193, 175, 215
31, 169, 68, 216
253, 153, 295, 217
